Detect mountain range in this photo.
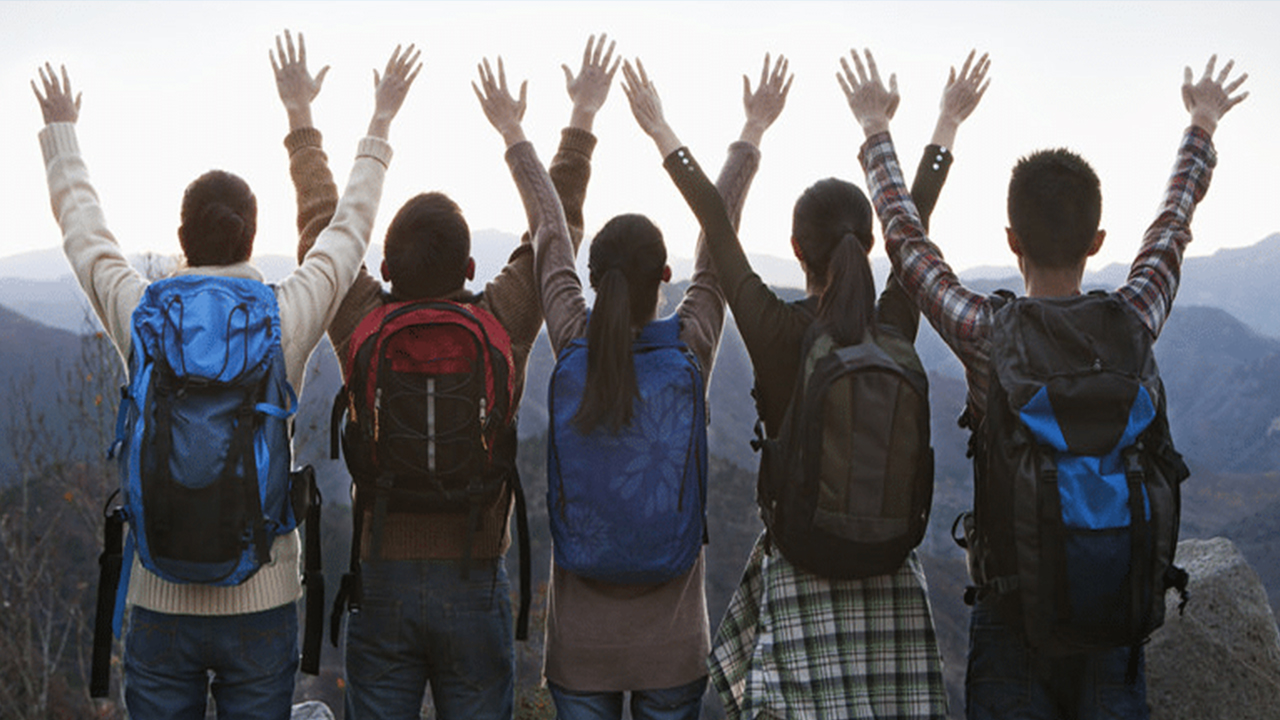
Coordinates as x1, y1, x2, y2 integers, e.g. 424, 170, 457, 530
2, 233, 1278, 717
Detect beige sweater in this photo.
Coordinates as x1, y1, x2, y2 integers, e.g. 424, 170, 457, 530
42, 121, 392, 615
538, 140, 760, 692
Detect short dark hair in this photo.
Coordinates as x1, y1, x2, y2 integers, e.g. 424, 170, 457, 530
179, 170, 256, 266
1007, 149, 1102, 268
383, 192, 471, 299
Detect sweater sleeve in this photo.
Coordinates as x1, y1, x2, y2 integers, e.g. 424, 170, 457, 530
664, 143, 808, 430
483, 129, 594, 377
666, 142, 759, 375
275, 136, 392, 387
520, 140, 587, 357
875, 144, 955, 341
285, 128, 384, 367
41, 122, 147, 362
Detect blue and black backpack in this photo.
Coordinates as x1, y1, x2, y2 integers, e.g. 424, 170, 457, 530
547, 315, 708, 585
91, 276, 324, 696
956, 291, 1189, 662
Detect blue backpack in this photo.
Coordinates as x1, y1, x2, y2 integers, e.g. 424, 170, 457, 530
113, 275, 298, 587
91, 276, 328, 695
957, 291, 1189, 661
547, 315, 708, 585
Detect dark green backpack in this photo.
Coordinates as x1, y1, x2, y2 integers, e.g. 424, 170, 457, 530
757, 321, 934, 579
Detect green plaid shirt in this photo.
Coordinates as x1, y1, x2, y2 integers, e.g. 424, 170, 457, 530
710, 534, 948, 719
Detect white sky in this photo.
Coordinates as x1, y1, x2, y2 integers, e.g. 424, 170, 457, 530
2, 0, 1278, 276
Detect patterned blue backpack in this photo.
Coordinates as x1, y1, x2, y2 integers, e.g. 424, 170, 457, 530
547, 315, 708, 584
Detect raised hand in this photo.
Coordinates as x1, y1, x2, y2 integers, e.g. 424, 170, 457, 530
270, 29, 330, 130
933, 50, 990, 148
368, 43, 422, 140
741, 53, 793, 146
563, 33, 620, 131
621, 58, 680, 156
1182, 55, 1248, 136
472, 57, 528, 147
31, 63, 80, 125
837, 48, 899, 137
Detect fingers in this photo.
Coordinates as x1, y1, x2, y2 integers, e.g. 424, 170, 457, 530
600, 37, 616, 72
582, 34, 594, 69
60, 65, 73, 100
758, 53, 770, 90
781, 73, 794, 99
591, 32, 605, 66
315, 65, 331, 89
864, 48, 881, 84
836, 70, 853, 101
637, 57, 650, 86
518, 79, 528, 109
30, 79, 44, 105
498, 56, 509, 95
275, 34, 287, 69
285, 29, 297, 65
562, 63, 575, 85
607, 55, 621, 80
959, 49, 974, 79
1201, 54, 1216, 82
1224, 71, 1248, 95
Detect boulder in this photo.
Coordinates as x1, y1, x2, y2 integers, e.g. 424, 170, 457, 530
1147, 537, 1280, 719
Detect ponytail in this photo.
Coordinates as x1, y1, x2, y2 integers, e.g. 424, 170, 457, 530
574, 268, 639, 433
816, 232, 876, 346
574, 214, 667, 434
793, 178, 877, 346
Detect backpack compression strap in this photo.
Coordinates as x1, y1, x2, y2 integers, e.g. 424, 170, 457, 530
298, 466, 324, 676
90, 501, 125, 698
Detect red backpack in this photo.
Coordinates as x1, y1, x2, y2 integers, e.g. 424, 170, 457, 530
329, 299, 530, 640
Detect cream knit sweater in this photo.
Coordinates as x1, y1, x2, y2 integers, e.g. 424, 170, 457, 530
41, 121, 393, 615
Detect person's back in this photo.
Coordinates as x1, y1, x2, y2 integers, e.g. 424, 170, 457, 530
34, 42, 412, 716
845, 49, 1248, 719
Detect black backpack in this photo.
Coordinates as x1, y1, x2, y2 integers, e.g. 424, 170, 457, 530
756, 315, 934, 579
956, 291, 1189, 659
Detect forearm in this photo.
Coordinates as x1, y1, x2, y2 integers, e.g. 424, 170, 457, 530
860, 131, 988, 354
1119, 126, 1217, 337
548, 127, 597, 253
41, 122, 143, 357
280, 136, 391, 348
286, 128, 340, 263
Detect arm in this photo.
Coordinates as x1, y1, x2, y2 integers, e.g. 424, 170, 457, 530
474, 57, 583, 355
1117, 56, 1243, 337
878, 51, 990, 339
276, 44, 419, 363
482, 35, 613, 360
842, 49, 992, 368
35, 64, 145, 360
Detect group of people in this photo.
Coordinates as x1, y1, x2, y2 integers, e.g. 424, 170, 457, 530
33, 27, 1247, 720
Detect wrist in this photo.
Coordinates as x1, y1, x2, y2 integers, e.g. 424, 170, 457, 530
739, 120, 767, 147
860, 117, 891, 137
1189, 110, 1218, 137
650, 124, 681, 158
502, 125, 528, 148
931, 116, 959, 149
286, 105, 314, 132
569, 105, 597, 133
367, 115, 392, 140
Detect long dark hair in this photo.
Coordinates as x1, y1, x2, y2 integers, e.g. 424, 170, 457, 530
792, 178, 876, 346
574, 214, 667, 434
178, 170, 257, 267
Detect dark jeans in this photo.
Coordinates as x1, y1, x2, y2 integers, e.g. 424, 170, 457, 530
548, 676, 708, 720
965, 599, 1148, 720
343, 557, 514, 720
124, 604, 298, 720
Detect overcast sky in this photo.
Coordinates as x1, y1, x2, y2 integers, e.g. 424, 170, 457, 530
3, 1, 1277, 279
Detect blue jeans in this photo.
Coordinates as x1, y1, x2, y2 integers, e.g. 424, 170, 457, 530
966, 600, 1148, 720
548, 676, 708, 720
343, 558, 514, 720
124, 604, 298, 720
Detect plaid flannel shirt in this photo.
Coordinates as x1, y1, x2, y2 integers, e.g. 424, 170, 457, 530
858, 127, 1217, 420
710, 534, 948, 720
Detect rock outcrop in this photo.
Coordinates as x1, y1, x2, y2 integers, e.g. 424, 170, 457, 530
1147, 537, 1280, 719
